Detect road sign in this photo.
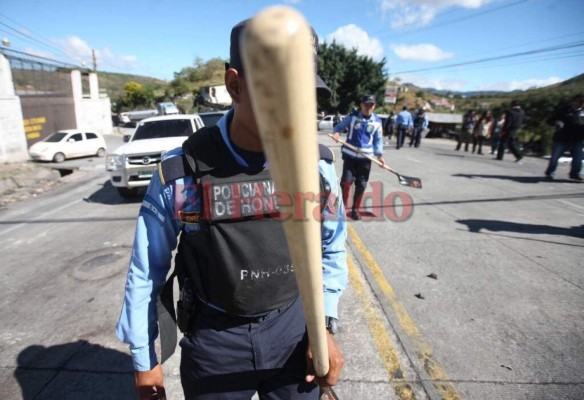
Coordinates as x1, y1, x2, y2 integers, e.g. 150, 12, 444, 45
384, 86, 398, 104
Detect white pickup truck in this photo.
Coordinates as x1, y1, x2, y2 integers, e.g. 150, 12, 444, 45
106, 114, 204, 197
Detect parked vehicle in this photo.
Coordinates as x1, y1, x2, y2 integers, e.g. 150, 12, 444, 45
28, 129, 107, 163
197, 110, 229, 128
318, 115, 336, 131
157, 102, 180, 116
117, 102, 180, 126
106, 114, 204, 198
195, 85, 232, 110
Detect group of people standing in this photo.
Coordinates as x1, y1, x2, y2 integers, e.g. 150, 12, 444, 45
455, 97, 583, 180
456, 101, 525, 162
383, 106, 429, 150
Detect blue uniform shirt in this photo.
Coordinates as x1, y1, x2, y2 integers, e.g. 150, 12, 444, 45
396, 110, 413, 128
333, 112, 383, 159
116, 110, 348, 371
414, 114, 429, 129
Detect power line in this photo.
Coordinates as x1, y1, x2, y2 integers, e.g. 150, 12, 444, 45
0, 14, 126, 71
0, 21, 65, 56
419, 51, 584, 75
0, 16, 89, 66
390, 41, 584, 75
376, 0, 532, 38
464, 30, 584, 59
0, 47, 84, 69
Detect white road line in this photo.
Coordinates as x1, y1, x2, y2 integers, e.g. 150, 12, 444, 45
558, 199, 584, 210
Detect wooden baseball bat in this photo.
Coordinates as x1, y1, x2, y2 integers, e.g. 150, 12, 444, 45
241, 6, 329, 377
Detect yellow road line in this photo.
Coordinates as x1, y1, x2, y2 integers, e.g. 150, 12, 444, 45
348, 256, 416, 400
348, 224, 461, 400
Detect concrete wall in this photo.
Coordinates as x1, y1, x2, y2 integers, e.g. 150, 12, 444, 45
0, 60, 114, 164
72, 71, 113, 136
79, 97, 113, 135
0, 55, 29, 163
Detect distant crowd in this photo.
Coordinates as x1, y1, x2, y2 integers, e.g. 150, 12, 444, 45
331, 94, 583, 181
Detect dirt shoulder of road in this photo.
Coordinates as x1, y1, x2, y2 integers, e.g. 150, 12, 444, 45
0, 162, 82, 208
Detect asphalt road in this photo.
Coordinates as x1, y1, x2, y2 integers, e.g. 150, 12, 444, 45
0, 132, 582, 399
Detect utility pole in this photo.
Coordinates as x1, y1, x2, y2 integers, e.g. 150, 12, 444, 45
92, 49, 97, 72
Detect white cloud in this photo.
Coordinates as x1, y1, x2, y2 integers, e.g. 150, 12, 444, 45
55, 36, 137, 70
391, 43, 453, 61
22, 48, 55, 59
398, 74, 468, 91
378, 0, 495, 29
476, 76, 563, 91
326, 24, 384, 61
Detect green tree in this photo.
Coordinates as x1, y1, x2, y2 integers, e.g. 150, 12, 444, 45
121, 81, 151, 109
317, 41, 387, 113
169, 77, 190, 98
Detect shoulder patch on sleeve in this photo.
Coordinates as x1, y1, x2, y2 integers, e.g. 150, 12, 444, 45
158, 155, 188, 185
318, 144, 335, 162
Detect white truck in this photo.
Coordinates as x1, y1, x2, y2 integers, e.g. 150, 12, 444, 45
118, 102, 180, 126
106, 114, 204, 197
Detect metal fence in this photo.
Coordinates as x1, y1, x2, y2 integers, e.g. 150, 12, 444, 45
1, 47, 89, 96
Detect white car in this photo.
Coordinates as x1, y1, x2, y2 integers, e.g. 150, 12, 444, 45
317, 114, 345, 131
28, 129, 107, 163
317, 115, 335, 131
106, 114, 205, 198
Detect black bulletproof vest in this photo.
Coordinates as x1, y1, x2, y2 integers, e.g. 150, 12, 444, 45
175, 127, 298, 315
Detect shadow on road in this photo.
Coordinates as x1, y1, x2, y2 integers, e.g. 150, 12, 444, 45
453, 173, 579, 184
83, 180, 143, 205
434, 152, 470, 158
457, 219, 584, 239
14, 340, 134, 399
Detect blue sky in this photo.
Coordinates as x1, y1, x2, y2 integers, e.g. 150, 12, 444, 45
1, 0, 582, 92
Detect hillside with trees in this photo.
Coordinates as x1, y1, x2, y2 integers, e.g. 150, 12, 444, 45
97, 72, 166, 102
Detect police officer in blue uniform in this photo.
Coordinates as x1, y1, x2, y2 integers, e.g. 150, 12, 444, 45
410, 108, 428, 148
332, 95, 385, 220
395, 106, 413, 150
116, 19, 347, 400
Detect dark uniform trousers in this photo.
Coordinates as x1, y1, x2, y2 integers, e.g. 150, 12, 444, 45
341, 155, 372, 210
496, 128, 522, 160
396, 125, 408, 149
179, 296, 319, 400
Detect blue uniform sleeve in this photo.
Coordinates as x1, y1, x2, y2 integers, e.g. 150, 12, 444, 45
333, 115, 352, 134
319, 159, 348, 319
115, 171, 180, 371
373, 118, 384, 156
